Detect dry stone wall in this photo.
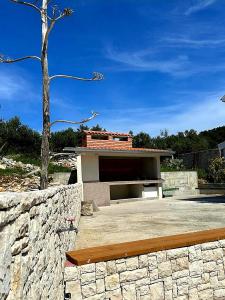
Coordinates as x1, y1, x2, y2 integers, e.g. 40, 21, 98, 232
65, 239, 225, 299
0, 184, 82, 300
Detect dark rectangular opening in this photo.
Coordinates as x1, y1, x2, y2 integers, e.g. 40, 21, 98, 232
99, 156, 157, 182
91, 135, 109, 140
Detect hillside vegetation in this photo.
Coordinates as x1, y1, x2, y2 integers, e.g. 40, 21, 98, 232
0, 117, 224, 157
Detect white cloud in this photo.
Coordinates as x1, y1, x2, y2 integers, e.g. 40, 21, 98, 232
0, 69, 38, 102
163, 37, 225, 48
0, 71, 25, 99
106, 47, 190, 76
105, 46, 225, 77
185, 0, 217, 15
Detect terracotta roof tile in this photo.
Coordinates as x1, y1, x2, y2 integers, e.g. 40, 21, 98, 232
77, 146, 172, 153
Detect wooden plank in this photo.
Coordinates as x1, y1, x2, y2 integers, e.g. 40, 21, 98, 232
66, 227, 225, 266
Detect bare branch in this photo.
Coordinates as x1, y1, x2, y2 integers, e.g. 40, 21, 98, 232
0, 55, 41, 63
43, 7, 74, 44
10, 0, 42, 13
50, 112, 99, 127
49, 72, 104, 81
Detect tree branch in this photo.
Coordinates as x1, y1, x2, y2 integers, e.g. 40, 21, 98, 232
10, 0, 42, 13
50, 112, 99, 127
49, 72, 104, 81
0, 55, 41, 63
43, 7, 74, 46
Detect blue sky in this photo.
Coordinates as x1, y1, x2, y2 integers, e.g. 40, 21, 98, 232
1, 0, 225, 136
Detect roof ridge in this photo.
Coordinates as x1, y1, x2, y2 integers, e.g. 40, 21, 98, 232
83, 130, 131, 137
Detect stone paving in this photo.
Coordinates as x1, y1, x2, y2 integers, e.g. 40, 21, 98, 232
76, 195, 225, 249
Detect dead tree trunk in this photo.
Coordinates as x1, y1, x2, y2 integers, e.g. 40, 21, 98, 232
40, 0, 50, 189
1, 0, 103, 190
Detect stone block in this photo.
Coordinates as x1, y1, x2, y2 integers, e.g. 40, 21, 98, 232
64, 267, 79, 281
80, 263, 95, 274
158, 261, 172, 278
96, 278, 105, 294
202, 249, 223, 262
172, 270, 189, 280
149, 269, 158, 281
116, 262, 127, 273
120, 268, 148, 283
140, 294, 151, 300
126, 257, 139, 270
80, 272, 95, 285
167, 247, 188, 259
203, 261, 217, 273
96, 262, 107, 278
189, 245, 202, 262
139, 255, 148, 268
198, 289, 213, 300
81, 282, 97, 298
65, 280, 82, 300
149, 282, 164, 300
171, 257, 189, 272
122, 284, 137, 300
214, 289, 225, 300
139, 285, 150, 296
148, 256, 157, 271
85, 293, 106, 300
189, 288, 199, 300
107, 260, 117, 275
177, 283, 188, 296
135, 277, 150, 288
164, 290, 173, 300
189, 260, 203, 277
201, 241, 219, 250
157, 251, 167, 263
105, 274, 120, 291
106, 288, 123, 300
164, 276, 172, 290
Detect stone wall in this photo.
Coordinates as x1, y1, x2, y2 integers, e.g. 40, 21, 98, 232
65, 239, 225, 299
161, 171, 198, 196
0, 184, 82, 300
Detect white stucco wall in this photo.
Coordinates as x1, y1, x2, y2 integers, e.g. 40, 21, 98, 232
77, 154, 99, 183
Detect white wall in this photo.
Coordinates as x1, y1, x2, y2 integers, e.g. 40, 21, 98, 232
77, 154, 99, 183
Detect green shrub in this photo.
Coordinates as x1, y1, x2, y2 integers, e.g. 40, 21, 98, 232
48, 164, 71, 174
9, 154, 41, 166
208, 157, 225, 183
0, 167, 26, 176
161, 158, 185, 172
197, 168, 208, 180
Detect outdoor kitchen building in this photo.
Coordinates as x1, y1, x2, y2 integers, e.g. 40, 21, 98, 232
66, 130, 173, 206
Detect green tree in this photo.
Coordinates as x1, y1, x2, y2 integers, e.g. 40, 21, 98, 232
133, 132, 154, 148
0, 117, 41, 155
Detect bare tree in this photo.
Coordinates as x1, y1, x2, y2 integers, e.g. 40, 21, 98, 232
1, 0, 103, 189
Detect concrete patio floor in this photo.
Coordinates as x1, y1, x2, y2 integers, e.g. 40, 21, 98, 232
75, 194, 225, 250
